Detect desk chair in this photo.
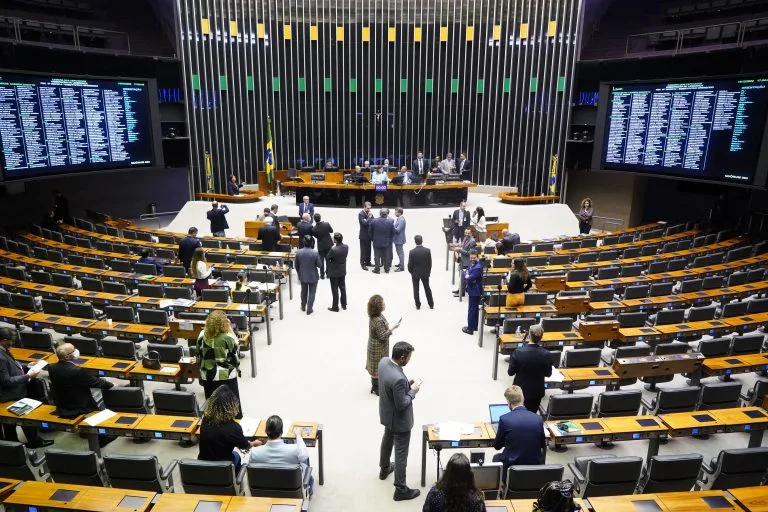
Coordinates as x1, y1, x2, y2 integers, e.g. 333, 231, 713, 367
696, 337, 730, 358
747, 297, 768, 314
667, 258, 687, 271
138, 284, 165, 298
650, 282, 674, 297
637, 454, 703, 493
524, 292, 549, 305
207, 253, 229, 264
220, 270, 241, 282
236, 255, 258, 266
703, 276, 725, 290
576, 252, 598, 264
597, 250, 618, 262
108, 259, 133, 272
96, 241, 113, 253
662, 242, 678, 254
708, 251, 725, 264
470, 462, 503, 499
503, 318, 537, 334
592, 390, 642, 417
654, 309, 685, 325
618, 235, 635, 244
232, 290, 264, 305
64, 336, 100, 356
32, 246, 49, 260
640, 245, 659, 257
567, 270, 591, 282
105, 306, 136, 323
19, 331, 54, 351
101, 339, 138, 360
512, 243, 532, 253
222, 241, 240, 251
549, 255, 570, 265
163, 265, 187, 278
104, 454, 178, 493
526, 256, 548, 267
16, 242, 32, 256
51, 273, 74, 288
504, 465, 564, 499
4, 267, 26, 282
746, 268, 765, 282
727, 271, 748, 286
721, 301, 748, 318
679, 279, 703, 294
84, 257, 104, 270
618, 312, 648, 328
153, 390, 201, 417
45, 449, 107, 486
596, 267, 620, 280
641, 386, 699, 415
535, 243, 554, 252
103, 387, 151, 414
202, 289, 231, 302
740, 378, 768, 406
30, 270, 52, 285
623, 285, 649, 300
697, 382, 741, 410
541, 317, 573, 332
157, 234, 176, 245
647, 261, 669, 274
103, 282, 129, 295
622, 247, 641, 259
201, 239, 220, 249
581, 239, 598, 249
602, 236, 618, 246
562, 241, 581, 250
156, 248, 176, 260
247, 463, 312, 503
81, 277, 104, 292
696, 447, 768, 490
484, 273, 505, 287
562, 348, 602, 369
730, 333, 764, 355
138, 309, 168, 326
540, 394, 593, 421
147, 343, 186, 390
691, 256, 710, 268
0, 440, 48, 480
165, 286, 193, 300
0, 290, 9, 307
112, 243, 131, 255
568, 455, 643, 498
123, 229, 137, 239
41, 299, 68, 316
11, 293, 37, 312
179, 459, 244, 495
589, 288, 616, 303
686, 305, 716, 322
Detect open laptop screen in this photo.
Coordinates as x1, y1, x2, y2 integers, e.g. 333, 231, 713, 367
489, 404, 508, 424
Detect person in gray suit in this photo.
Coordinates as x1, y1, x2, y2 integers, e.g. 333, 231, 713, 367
249, 414, 314, 495
294, 235, 320, 315
369, 209, 395, 274
378, 341, 421, 502
393, 207, 407, 271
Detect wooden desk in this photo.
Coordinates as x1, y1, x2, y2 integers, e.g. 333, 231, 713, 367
196, 191, 264, 202
660, 410, 724, 437
709, 406, 768, 448
656, 490, 742, 511
0, 402, 85, 432
79, 411, 146, 454
724, 313, 768, 333
0, 478, 21, 501
577, 320, 621, 341
499, 192, 560, 204
5, 481, 155, 512
227, 496, 304, 512
560, 367, 619, 391
82, 356, 138, 378
68, 289, 135, 307
89, 320, 170, 342
601, 415, 669, 462
589, 494, 671, 512
479, 304, 559, 349
9, 347, 55, 363
617, 326, 663, 344
554, 294, 590, 314
499, 331, 584, 351
728, 486, 768, 512
25, 312, 96, 334
587, 300, 629, 314
127, 362, 181, 383
421, 423, 494, 486
150, 493, 231, 512
132, 414, 199, 441
655, 319, 732, 341
0, 306, 32, 323
546, 418, 611, 448
623, 295, 688, 313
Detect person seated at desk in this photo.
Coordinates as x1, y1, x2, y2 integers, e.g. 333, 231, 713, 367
346, 165, 365, 183
371, 167, 389, 185
296, 213, 314, 240
198, 386, 261, 472
249, 414, 314, 495
395, 166, 414, 184
0, 327, 53, 448
492, 385, 545, 478
257, 216, 282, 252
422, 453, 485, 512
227, 174, 243, 196
138, 248, 163, 274
496, 229, 521, 255
230, 271, 249, 300
361, 159, 372, 171
484, 233, 499, 251
322, 158, 335, 170
381, 158, 394, 172
506, 258, 532, 307
507, 325, 552, 413
534, 481, 582, 512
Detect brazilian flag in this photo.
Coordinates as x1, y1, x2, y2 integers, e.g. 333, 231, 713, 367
265, 117, 274, 184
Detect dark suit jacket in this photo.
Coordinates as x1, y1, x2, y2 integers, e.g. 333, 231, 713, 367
296, 221, 314, 240
0, 347, 30, 403
378, 358, 415, 433
493, 406, 545, 467
464, 260, 484, 297
178, 236, 202, 269
48, 360, 114, 418
294, 247, 320, 284
207, 206, 230, 232
369, 217, 395, 248
358, 210, 373, 240
412, 158, 428, 177
452, 209, 471, 239
312, 221, 334, 252
326, 243, 348, 278
458, 158, 473, 173
298, 203, 315, 218
227, 181, 242, 195
507, 343, 553, 402
257, 225, 281, 252
407, 245, 432, 279
497, 233, 521, 255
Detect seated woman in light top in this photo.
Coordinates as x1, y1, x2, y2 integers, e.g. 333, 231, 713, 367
371, 167, 389, 184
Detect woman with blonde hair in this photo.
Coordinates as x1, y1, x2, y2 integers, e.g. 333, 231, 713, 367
191, 246, 213, 297
578, 198, 593, 235
196, 310, 242, 416
506, 258, 533, 307
365, 294, 400, 396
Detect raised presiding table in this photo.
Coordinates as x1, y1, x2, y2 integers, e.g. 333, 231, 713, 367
498, 192, 560, 204
196, 190, 264, 203
282, 180, 476, 207
3, 481, 156, 512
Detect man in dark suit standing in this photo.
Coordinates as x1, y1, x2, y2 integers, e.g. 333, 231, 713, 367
462, 249, 484, 335
294, 235, 320, 315
369, 209, 395, 274
358, 202, 374, 270
0, 328, 52, 447
458, 152, 472, 180
206, 202, 230, 237
178, 227, 202, 272
412, 150, 428, 180
378, 342, 420, 502
451, 201, 471, 242
269, 204, 282, 231
407, 235, 433, 310
492, 385, 545, 478
311, 213, 334, 280
296, 214, 314, 240
298, 196, 315, 218
227, 175, 243, 196
507, 324, 553, 412
325, 232, 348, 312
257, 217, 282, 252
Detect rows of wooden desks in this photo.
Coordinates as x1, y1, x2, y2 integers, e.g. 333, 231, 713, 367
1, 481, 303, 512
420, 406, 768, 487
529, 221, 667, 244
0, 402, 325, 485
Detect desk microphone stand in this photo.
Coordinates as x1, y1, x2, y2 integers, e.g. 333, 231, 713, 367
492, 274, 506, 378
245, 287, 257, 377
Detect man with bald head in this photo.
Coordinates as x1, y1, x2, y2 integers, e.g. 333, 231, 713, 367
296, 213, 314, 240
257, 216, 282, 252
48, 343, 114, 419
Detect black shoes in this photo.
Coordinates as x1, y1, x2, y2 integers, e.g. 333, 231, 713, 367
462, 327, 474, 335
306, 309, 313, 315
372, 269, 381, 274
362, 265, 369, 271
341, 305, 347, 310
27, 439, 54, 448
328, 307, 339, 312
379, 463, 394, 480
415, 304, 421, 310
429, 304, 434, 309
394, 488, 421, 501
394, 267, 404, 272
300, 305, 306, 311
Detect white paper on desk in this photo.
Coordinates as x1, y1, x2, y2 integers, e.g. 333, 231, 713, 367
179, 356, 195, 364
437, 422, 474, 441
158, 299, 174, 309
84, 409, 117, 427
179, 321, 193, 331
174, 299, 195, 307
240, 417, 261, 437
547, 368, 565, 383
159, 366, 177, 373
27, 360, 47, 374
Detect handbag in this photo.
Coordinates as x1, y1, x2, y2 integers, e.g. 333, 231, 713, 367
142, 350, 161, 370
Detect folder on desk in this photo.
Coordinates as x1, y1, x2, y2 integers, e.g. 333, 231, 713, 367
84, 409, 117, 427
7, 398, 42, 416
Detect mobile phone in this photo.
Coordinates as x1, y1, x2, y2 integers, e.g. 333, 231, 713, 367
415, 378, 423, 387
397, 317, 402, 324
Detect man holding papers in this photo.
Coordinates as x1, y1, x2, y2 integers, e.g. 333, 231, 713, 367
0, 327, 53, 447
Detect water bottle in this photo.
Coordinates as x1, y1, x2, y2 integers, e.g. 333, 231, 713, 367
515, 325, 521, 337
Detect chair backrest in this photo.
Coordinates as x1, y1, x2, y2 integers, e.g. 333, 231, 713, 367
721, 301, 748, 318
134, 262, 158, 276
80, 277, 103, 292
702, 276, 724, 290
165, 286, 193, 300
654, 387, 700, 414
623, 285, 649, 300
548, 255, 570, 265
654, 342, 689, 356
157, 234, 176, 244
153, 390, 200, 417
576, 252, 597, 263
67, 302, 96, 319
580, 239, 598, 248
138, 284, 165, 298
246, 463, 304, 499
19, 331, 54, 351
523, 292, 548, 305
640, 245, 659, 257
470, 462, 503, 497
541, 317, 573, 332
687, 305, 717, 322
147, 343, 183, 363
594, 390, 642, 417
596, 267, 620, 280
698, 337, 730, 357
730, 333, 763, 355
667, 258, 687, 271
706, 448, 768, 490
179, 459, 239, 495
207, 253, 229, 264
589, 288, 615, 302
535, 243, 554, 252
648, 261, 669, 274
235, 255, 258, 266
163, 265, 187, 278
655, 309, 685, 325
100, 339, 137, 360
123, 229, 137, 239
649, 282, 674, 297
502, 318, 537, 334
640, 454, 703, 493
562, 241, 581, 250
566, 269, 591, 282
614, 345, 652, 359
562, 348, 602, 368
621, 265, 643, 278
138, 309, 169, 326
493, 257, 512, 268
582, 456, 643, 497
106, 305, 136, 322
602, 236, 618, 246
112, 244, 131, 255
699, 382, 742, 410
617, 311, 647, 328
103, 454, 166, 493
0, 440, 41, 480
680, 279, 703, 293
11, 293, 36, 311
662, 242, 678, 254
103, 387, 149, 414
30, 270, 52, 284
65, 336, 100, 356
597, 250, 618, 262
41, 299, 68, 315
727, 272, 748, 286
545, 394, 593, 420
51, 273, 75, 288
512, 243, 533, 253
504, 465, 565, 499
108, 259, 134, 272
744, 379, 768, 406
201, 239, 220, 249
103, 281, 129, 295
747, 297, 768, 314
202, 289, 231, 302
84, 257, 104, 269
746, 268, 765, 283
45, 449, 105, 486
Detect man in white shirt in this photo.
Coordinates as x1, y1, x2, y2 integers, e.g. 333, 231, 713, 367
249, 415, 314, 494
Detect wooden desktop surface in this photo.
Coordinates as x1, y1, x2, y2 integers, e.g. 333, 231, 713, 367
728, 486, 768, 512
589, 494, 672, 512
0, 478, 20, 501
659, 410, 723, 432
9, 347, 55, 363
484, 500, 514, 511
150, 493, 231, 512
80, 411, 145, 433
601, 415, 669, 436
425, 423, 492, 443
656, 490, 742, 511
3, 480, 156, 511
227, 496, 303, 512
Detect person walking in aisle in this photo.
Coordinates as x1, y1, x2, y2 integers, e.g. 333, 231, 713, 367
326, 232, 348, 312
206, 202, 230, 237
393, 207, 407, 271
369, 209, 395, 274
178, 227, 202, 272
507, 324, 552, 413
407, 235, 433, 310
358, 201, 374, 270
366, 294, 398, 395
462, 249, 483, 335
295, 235, 320, 315
312, 213, 334, 280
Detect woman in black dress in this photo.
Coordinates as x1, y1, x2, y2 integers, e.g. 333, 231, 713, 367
422, 453, 484, 512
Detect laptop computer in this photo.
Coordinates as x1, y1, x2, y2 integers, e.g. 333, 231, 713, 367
489, 403, 508, 434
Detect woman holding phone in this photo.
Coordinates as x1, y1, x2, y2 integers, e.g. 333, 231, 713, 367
365, 294, 400, 396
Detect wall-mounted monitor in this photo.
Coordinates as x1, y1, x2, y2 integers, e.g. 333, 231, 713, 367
592, 76, 768, 188
0, 71, 162, 181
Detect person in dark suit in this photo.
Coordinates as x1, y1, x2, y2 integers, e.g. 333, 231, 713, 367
296, 214, 314, 240
206, 202, 230, 237
294, 235, 320, 315
138, 248, 164, 274
53, 190, 71, 224
358, 202, 374, 270
451, 201, 471, 242
299, 196, 315, 218
407, 235, 433, 310
312, 213, 334, 280
496, 229, 521, 255
227, 175, 243, 196
369, 209, 395, 274
492, 385, 545, 478
507, 324, 553, 413
0, 328, 52, 447
178, 227, 202, 272
378, 342, 420, 502
325, 232, 348, 312
458, 152, 472, 180
257, 217, 282, 252
269, 204, 282, 232
412, 150, 428, 180
41, 208, 58, 232
462, 249, 484, 335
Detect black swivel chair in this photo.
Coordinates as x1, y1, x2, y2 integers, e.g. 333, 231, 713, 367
80, 277, 104, 292
654, 309, 685, 326
103, 387, 151, 414
697, 382, 742, 410
67, 302, 101, 320
649, 282, 674, 297
45, 449, 107, 486
747, 298, 768, 314
19, 331, 54, 351
41, 298, 69, 315
51, 273, 75, 288
103, 282, 130, 295
503, 465, 564, 499
562, 348, 602, 368
566, 270, 591, 283
696, 448, 768, 490
246, 463, 310, 500
178, 459, 244, 495
596, 267, 620, 280
138, 284, 165, 298
623, 285, 649, 300
502, 318, 537, 334
589, 288, 616, 303
641, 386, 700, 415
153, 390, 201, 417
524, 292, 549, 305
163, 265, 188, 278
687, 305, 717, 322
567, 455, 643, 498
105, 306, 137, 323
740, 379, 768, 407
138, 309, 169, 326
100, 339, 138, 360
0, 440, 48, 480
64, 336, 100, 356
541, 317, 573, 332
201, 289, 231, 303
637, 454, 703, 493
592, 390, 642, 418
696, 337, 730, 358
11, 293, 37, 312
540, 394, 594, 421
108, 259, 133, 273
165, 287, 194, 300
103, 454, 178, 493
730, 333, 764, 355
679, 279, 703, 293
721, 301, 748, 318
134, 262, 158, 276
